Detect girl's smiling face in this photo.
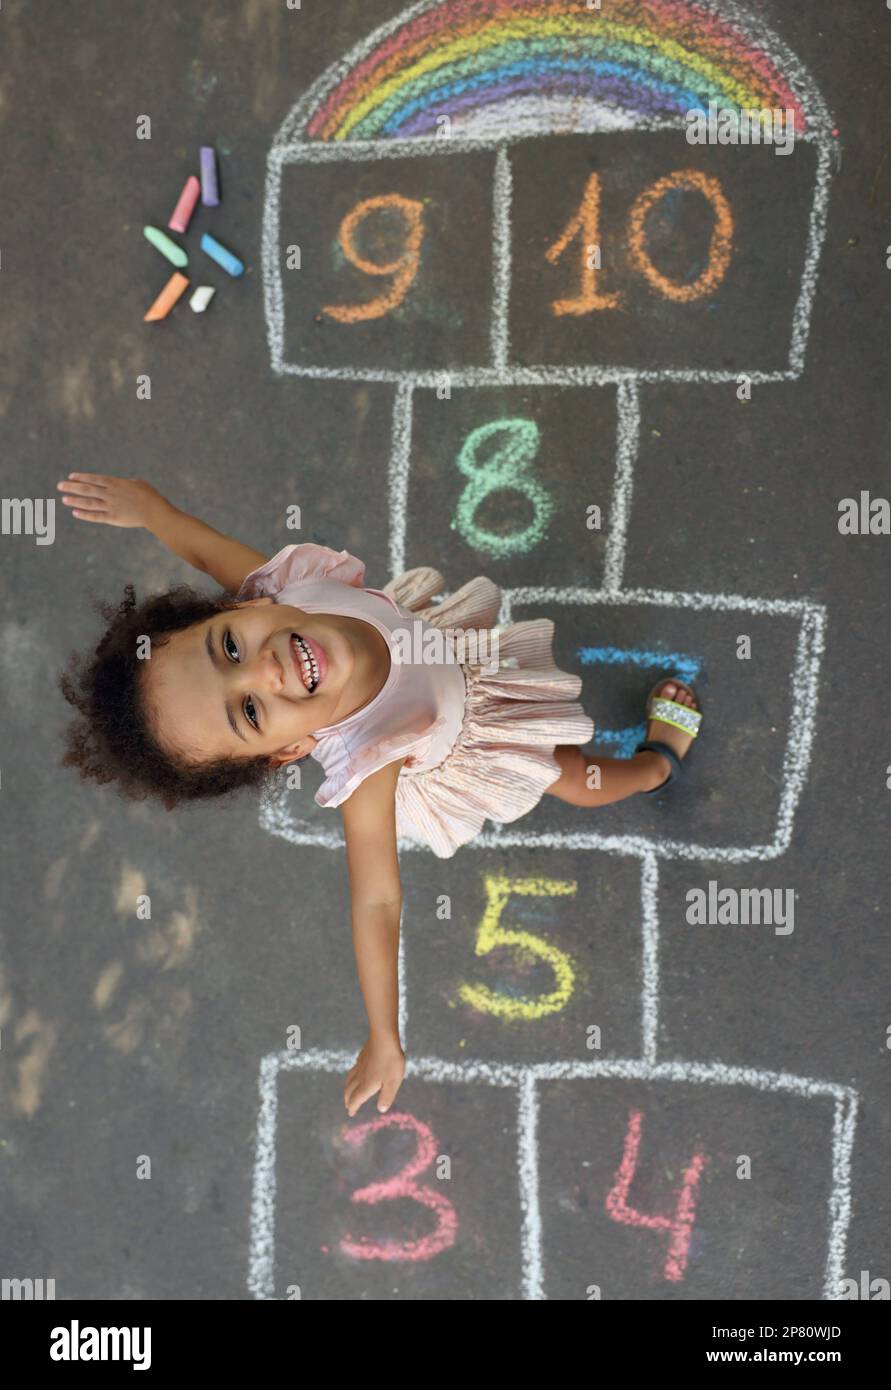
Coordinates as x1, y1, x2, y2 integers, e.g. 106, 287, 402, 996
143, 597, 379, 765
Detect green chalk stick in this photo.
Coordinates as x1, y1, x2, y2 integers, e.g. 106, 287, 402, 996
143, 226, 188, 269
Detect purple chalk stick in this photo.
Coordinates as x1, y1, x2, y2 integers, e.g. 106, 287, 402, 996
200, 146, 219, 207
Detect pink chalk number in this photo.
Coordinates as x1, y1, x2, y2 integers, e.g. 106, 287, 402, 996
338, 1112, 458, 1262
605, 1109, 707, 1282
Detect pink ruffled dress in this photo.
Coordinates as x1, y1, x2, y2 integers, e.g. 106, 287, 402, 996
236, 544, 594, 858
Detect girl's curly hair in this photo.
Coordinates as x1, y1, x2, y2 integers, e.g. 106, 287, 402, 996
58, 582, 283, 812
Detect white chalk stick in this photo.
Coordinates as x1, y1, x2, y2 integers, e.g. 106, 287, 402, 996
189, 286, 216, 313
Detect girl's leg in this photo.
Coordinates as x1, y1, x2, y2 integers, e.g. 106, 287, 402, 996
544, 680, 699, 808
544, 746, 665, 807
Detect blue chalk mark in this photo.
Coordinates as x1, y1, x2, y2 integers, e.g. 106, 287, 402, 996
577, 646, 702, 759
598, 720, 649, 758
578, 646, 700, 682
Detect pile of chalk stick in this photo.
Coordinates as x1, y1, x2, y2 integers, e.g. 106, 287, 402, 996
143, 146, 244, 321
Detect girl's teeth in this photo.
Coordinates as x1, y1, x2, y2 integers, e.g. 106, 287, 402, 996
292, 635, 318, 691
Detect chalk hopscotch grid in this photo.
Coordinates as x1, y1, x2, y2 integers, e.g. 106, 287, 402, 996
261, 135, 833, 386
248, 1049, 858, 1303
249, 0, 854, 1302
249, 399, 841, 1296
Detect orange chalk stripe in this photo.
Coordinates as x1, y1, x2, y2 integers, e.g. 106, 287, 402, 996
144, 272, 190, 322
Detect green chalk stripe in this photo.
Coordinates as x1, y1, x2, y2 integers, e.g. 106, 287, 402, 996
143, 226, 189, 269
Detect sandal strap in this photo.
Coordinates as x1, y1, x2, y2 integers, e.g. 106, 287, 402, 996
636, 739, 684, 794
648, 696, 702, 738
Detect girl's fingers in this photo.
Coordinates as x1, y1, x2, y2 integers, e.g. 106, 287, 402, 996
72, 509, 110, 522
377, 1084, 398, 1113
65, 472, 111, 484
56, 480, 108, 497
61, 496, 109, 511
348, 1080, 381, 1117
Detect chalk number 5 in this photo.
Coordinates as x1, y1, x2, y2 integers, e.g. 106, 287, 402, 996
459, 873, 577, 1019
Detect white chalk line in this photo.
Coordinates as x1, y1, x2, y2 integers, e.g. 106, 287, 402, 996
270, 132, 833, 168
262, 145, 285, 377
388, 381, 414, 579
640, 853, 660, 1064
827, 1089, 860, 1304
259, 802, 780, 864
501, 584, 825, 618
773, 606, 826, 858
517, 1071, 544, 1301
789, 139, 833, 374
603, 381, 640, 593
491, 146, 513, 373
247, 1052, 280, 1302
274, 363, 801, 386
247, 1047, 858, 1301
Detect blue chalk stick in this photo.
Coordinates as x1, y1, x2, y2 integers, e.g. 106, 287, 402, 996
200, 233, 244, 278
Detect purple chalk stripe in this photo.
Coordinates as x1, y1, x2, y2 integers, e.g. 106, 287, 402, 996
392, 71, 683, 137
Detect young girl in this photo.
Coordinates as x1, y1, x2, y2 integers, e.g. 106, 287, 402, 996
57, 472, 703, 1118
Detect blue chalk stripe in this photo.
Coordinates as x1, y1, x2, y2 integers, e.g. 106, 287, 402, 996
577, 647, 701, 684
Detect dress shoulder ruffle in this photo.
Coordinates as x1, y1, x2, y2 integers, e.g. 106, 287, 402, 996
236, 543, 366, 600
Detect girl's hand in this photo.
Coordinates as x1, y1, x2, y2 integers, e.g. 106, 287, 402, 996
56, 472, 169, 530
344, 1035, 406, 1117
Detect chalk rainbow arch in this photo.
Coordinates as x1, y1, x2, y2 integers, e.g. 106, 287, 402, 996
276, 0, 833, 147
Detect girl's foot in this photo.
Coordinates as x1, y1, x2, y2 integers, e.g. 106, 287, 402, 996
634, 680, 700, 792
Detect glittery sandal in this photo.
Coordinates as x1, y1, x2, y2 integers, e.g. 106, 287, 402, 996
635, 678, 703, 795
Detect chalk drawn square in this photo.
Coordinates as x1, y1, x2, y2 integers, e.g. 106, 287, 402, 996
507, 134, 821, 376
399, 385, 617, 588
399, 850, 645, 1065
468, 587, 826, 864
248, 1055, 524, 1300
271, 148, 496, 374
536, 1074, 845, 1300
249, 1055, 856, 1301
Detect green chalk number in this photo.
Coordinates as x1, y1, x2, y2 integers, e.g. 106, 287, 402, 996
452, 418, 554, 558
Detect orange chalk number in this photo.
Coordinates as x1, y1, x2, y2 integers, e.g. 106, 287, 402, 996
546, 173, 623, 314
323, 194, 425, 324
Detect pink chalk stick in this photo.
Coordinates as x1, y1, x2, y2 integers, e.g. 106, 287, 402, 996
168, 176, 200, 234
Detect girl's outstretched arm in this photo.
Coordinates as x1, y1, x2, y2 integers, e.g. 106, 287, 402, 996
339, 757, 407, 1116
56, 472, 268, 592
